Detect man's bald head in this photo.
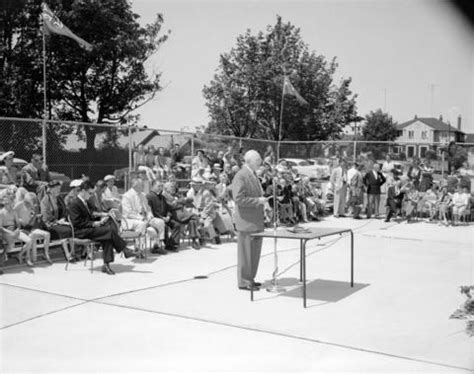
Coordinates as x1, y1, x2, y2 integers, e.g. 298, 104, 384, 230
244, 150, 262, 171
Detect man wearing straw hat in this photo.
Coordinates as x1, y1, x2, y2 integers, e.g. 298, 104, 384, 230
232, 150, 267, 291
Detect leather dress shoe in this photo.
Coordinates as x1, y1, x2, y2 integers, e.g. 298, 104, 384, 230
102, 264, 115, 275
239, 285, 260, 291
252, 281, 262, 287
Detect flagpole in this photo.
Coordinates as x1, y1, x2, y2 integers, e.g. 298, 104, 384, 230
42, 17, 48, 164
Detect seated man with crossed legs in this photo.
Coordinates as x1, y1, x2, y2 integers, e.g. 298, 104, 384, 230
121, 178, 166, 255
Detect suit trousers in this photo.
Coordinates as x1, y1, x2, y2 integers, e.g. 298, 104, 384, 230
366, 194, 381, 218
75, 226, 127, 264
333, 185, 347, 217
237, 231, 263, 288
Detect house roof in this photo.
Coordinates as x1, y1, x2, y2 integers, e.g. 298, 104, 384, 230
397, 117, 465, 134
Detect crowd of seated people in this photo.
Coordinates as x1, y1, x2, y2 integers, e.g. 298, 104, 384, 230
1, 145, 472, 275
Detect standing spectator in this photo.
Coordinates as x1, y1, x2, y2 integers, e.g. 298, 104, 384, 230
22, 153, 50, 199
407, 158, 422, 189
169, 143, 183, 170
349, 162, 364, 219
145, 145, 156, 170
330, 158, 348, 218
404, 183, 420, 223
382, 154, 395, 175
133, 145, 147, 169
154, 147, 168, 180
223, 146, 236, 168
363, 161, 386, 218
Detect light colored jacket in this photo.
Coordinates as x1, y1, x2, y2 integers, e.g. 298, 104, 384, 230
231, 165, 264, 232
121, 188, 151, 220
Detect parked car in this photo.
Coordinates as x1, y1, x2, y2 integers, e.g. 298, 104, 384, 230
281, 158, 318, 179
307, 158, 331, 179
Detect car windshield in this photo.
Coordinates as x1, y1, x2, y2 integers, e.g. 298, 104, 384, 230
298, 161, 310, 166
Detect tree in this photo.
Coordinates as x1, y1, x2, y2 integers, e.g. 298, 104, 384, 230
203, 16, 358, 142
360, 109, 398, 160
0, 0, 169, 151
361, 109, 398, 141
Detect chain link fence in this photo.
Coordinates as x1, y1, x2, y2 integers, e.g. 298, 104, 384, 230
1, 117, 473, 188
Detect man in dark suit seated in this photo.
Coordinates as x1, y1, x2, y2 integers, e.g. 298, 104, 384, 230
146, 179, 181, 253
69, 181, 135, 275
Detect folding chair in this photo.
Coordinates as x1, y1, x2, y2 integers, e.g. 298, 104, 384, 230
66, 216, 100, 272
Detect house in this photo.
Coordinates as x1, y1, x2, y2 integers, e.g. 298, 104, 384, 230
394, 115, 465, 158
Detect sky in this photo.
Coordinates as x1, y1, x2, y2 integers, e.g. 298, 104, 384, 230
130, 0, 473, 134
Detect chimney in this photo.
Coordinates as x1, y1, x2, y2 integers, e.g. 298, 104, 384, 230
414, 114, 417, 119
439, 114, 443, 121
457, 115, 461, 130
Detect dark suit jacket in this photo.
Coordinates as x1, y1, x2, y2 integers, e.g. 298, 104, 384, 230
69, 197, 97, 229
363, 171, 386, 195
231, 165, 264, 232
146, 191, 172, 219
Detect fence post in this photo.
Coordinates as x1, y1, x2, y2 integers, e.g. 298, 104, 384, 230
353, 140, 357, 163
128, 126, 132, 174
191, 135, 195, 158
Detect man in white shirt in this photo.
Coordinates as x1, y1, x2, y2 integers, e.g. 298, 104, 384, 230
121, 178, 165, 250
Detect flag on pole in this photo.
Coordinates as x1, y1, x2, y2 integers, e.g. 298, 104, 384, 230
41, 3, 93, 51
283, 76, 308, 105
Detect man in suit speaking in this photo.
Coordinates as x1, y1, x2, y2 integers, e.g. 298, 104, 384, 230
232, 150, 267, 291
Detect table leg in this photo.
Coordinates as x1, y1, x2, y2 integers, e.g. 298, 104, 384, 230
299, 239, 303, 282
350, 230, 354, 287
251, 287, 253, 302
303, 239, 307, 308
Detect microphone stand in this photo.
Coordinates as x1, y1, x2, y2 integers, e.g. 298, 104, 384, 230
267, 167, 286, 293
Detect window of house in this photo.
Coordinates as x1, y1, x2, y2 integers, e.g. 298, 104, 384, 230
408, 130, 414, 139
421, 131, 427, 139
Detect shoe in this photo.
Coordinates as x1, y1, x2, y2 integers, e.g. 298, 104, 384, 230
151, 243, 161, 254
214, 236, 221, 245
101, 264, 115, 275
26, 260, 34, 267
239, 285, 260, 291
199, 238, 206, 246
353, 216, 361, 220
384, 219, 390, 222
192, 240, 200, 250
253, 281, 262, 287
0, 269, 3, 275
